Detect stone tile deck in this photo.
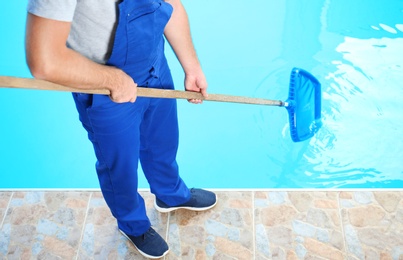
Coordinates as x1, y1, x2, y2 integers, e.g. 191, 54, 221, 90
0, 190, 402, 259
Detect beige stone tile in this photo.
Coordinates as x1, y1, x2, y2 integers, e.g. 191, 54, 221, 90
0, 192, 12, 225
78, 191, 168, 260
254, 191, 345, 259
2, 190, 400, 260
340, 191, 403, 260
166, 191, 254, 260
0, 191, 90, 259
0, 191, 13, 257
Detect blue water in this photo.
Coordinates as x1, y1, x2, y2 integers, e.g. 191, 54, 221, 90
1, 0, 402, 189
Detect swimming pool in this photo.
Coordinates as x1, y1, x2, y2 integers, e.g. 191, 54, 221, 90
1, 0, 402, 189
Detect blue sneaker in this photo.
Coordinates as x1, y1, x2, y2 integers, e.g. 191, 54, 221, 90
154, 188, 217, 213
119, 227, 169, 259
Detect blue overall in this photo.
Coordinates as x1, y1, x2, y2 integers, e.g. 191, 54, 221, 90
72, 0, 191, 236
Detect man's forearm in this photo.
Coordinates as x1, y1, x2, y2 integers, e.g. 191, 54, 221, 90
163, 0, 208, 100
26, 14, 119, 91
164, 0, 201, 74
25, 13, 137, 102
28, 46, 122, 92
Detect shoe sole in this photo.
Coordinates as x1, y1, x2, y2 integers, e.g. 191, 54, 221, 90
154, 196, 217, 213
119, 230, 169, 259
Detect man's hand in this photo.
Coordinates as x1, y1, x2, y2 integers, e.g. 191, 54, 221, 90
108, 68, 138, 103
184, 69, 208, 104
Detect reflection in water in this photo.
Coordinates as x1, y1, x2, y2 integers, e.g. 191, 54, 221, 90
310, 36, 403, 187
255, 0, 403, 187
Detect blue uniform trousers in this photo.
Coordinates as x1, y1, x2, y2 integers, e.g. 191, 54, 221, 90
72, 0, 190, 236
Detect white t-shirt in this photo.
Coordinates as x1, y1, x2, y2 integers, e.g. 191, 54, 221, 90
27, 0, 121, 64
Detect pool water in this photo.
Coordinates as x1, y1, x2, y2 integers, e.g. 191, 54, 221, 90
1, 0, 402, 189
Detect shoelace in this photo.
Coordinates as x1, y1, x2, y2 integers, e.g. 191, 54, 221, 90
142, 228, 155, 241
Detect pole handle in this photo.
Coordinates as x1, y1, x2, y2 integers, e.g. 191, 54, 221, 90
0, 76, 285, 106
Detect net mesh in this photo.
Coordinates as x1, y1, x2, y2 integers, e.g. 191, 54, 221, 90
286, 68, 322, 142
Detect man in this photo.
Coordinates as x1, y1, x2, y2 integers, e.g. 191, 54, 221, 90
25, 0, 217, 258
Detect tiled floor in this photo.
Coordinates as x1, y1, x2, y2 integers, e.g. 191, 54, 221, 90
0, 190, 402, 259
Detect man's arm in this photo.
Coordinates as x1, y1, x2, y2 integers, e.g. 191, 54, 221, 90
164, 0, 207, 103
25, 13, 137, 103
